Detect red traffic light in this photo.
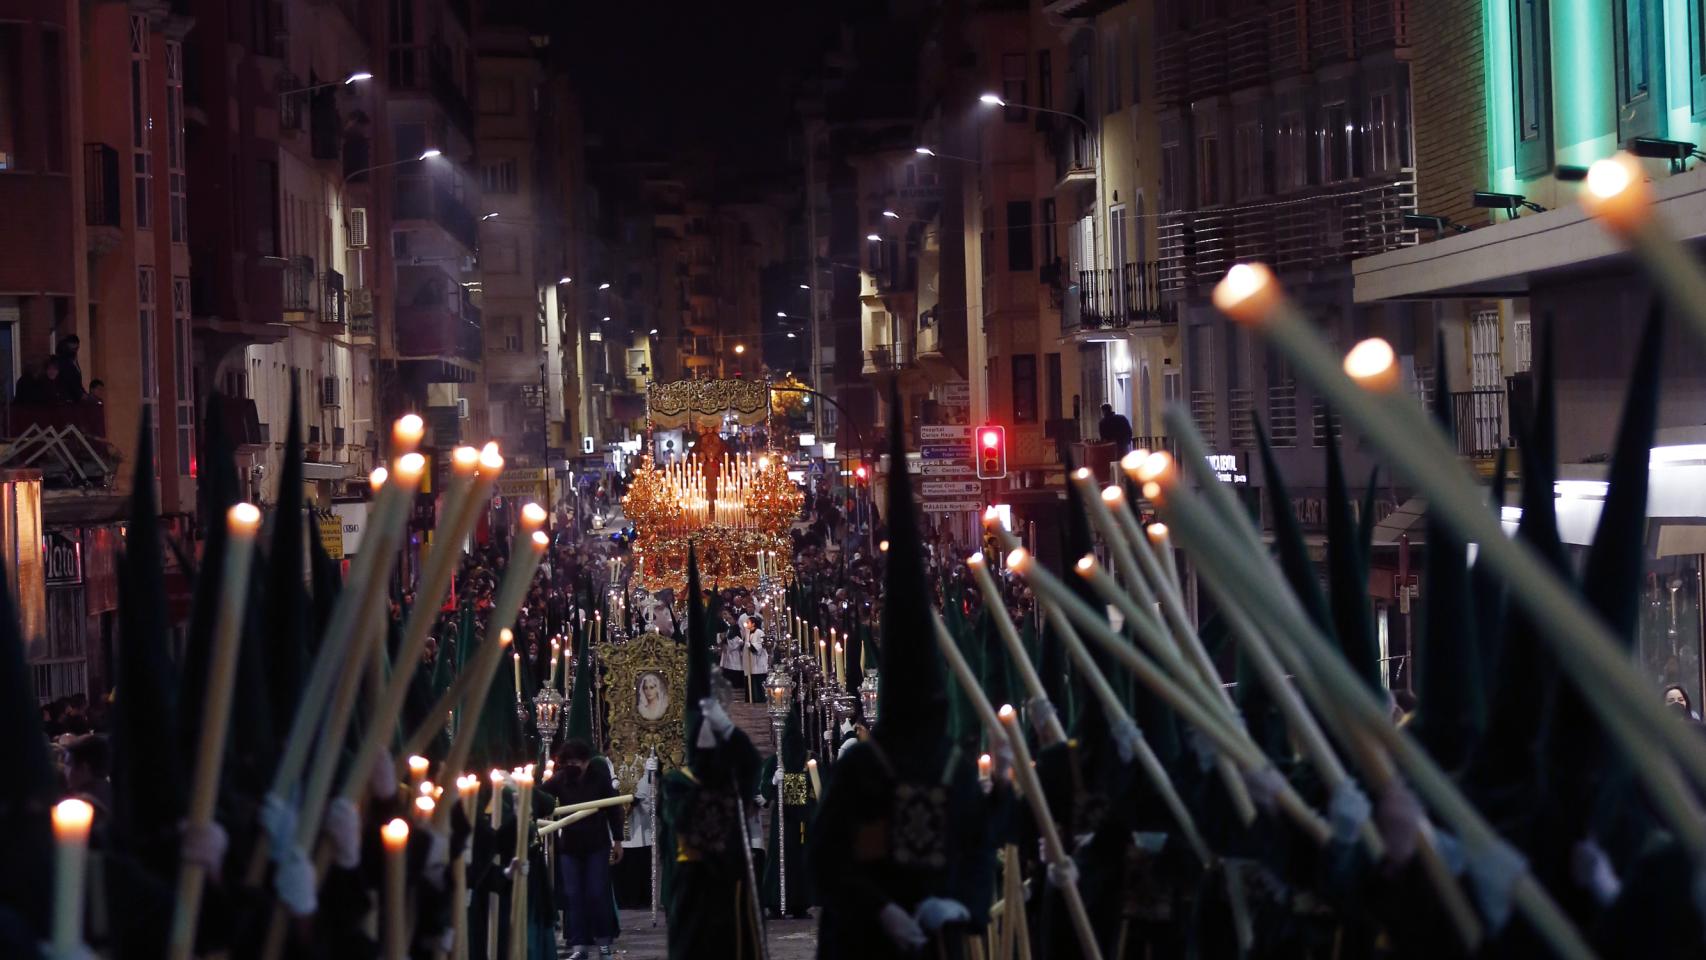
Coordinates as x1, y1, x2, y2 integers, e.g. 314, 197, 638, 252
976, 425, 1007, 480
855, 465, 868, 480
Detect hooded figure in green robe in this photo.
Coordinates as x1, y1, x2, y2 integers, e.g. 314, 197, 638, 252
762, 703, 816, 918
809, 397, 988, 959
662, 546, 764, 960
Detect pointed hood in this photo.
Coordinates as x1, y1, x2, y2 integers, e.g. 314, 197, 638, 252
566, 621, 594, 742
259, 393, 307, 761
1324, 416, 1380, 691
683, 545, 714, 765
1255, 415, 1330, 633
111, 414, 185, 863
1412, 338, 1484, 770
780, 702, 807, 771
873, 393, 948, 759
178, 392, 239, 762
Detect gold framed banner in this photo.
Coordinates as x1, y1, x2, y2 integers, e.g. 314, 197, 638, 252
596, 631, 688, 772
646, 378, 770, 429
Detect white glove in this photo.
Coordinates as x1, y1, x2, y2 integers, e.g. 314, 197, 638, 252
1025, 698, 1057, 740
773, 768, 785, 786
699, 697, 736, 741
1241, 765, 1287, 814
1110, 718, 1142, 766
1571, 839, 1621, 906
1375, 782, 1423, 867
1047, 858, 1080, 889
644, 756, 659, 772
323, 798, 362, 870
259, 794, 298, 860
754, 794, 769, 809
878, 901, 927, 952
181, 821, 229, 883
370, 748, 398, 800
912, 897, 969, 933
274, 844, 318, 917
1328, 780, 1372, 846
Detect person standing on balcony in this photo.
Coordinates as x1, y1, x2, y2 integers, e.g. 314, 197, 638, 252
1098, 402, 1134, 454
51, 335, 84, 403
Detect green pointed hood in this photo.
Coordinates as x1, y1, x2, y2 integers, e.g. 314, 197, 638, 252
1254, 415, 1330, 633
873, 394, 948, 762
683, 545, 714, 765
566, 621, 593, 741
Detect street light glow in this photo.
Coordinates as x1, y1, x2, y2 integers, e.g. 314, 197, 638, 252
598, 282, 611, 290
786, 332, 796, 338
777, 311, 788, 318
734, 344, 746, 355
866, 233, 882, 242
481, 212, 499, 220
345, 71, 374, 84
418, 148, 442, 160
915, 146, 936, 156
979, 93, 1006, 106
799, 283, 811, 290
558, 276, 572, 284
649, 328, 658, 335
881, 210, 899, 219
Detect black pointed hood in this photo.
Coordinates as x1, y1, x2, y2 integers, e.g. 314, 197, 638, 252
1325, 416, 1380, 692
1255, 415, 1330, 633
683, 545, 714, 765
873, 394, 948, 759
260, 391, 307, 760
566, 622, 593, 742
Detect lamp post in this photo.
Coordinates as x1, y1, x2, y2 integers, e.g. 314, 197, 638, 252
858, 667, 880, 726
763, 670, 796, 916
532, 682, 565, 765
279, 71, 373, 102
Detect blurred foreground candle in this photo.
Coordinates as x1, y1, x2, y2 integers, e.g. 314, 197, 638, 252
381, 818, 410, 960
978, 753, 993, 784
52, 798, 94, 956
1343, 338, 1400, 394
393, 413, 425, 456
407, 755, 429, 792
513, 651, 522, 697
806, 758, 822, 799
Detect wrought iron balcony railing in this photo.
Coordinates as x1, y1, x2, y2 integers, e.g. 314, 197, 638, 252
1072, 262, 1177, 333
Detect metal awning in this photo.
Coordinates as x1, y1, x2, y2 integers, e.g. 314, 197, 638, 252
302, 461, 353, 481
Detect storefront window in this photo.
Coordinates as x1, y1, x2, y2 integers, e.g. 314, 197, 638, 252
1640, 555, 1704, 716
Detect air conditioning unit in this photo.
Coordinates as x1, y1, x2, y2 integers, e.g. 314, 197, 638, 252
348, 207, 369, 247
456, 397, 469, 419
320, 376, 339, 408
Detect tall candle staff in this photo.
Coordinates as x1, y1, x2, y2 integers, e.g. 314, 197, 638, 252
51, 798, 95, 960
167, 502, 262, 960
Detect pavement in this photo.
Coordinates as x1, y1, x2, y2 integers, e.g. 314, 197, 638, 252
557, 910, 818, 959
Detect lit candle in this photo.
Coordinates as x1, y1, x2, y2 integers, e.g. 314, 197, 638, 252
415, 794, 435, 822
978, 753, 994, 784
52, 798, 94, 955
549, 638, 560, 688
806, 758, 822, 799
393, 413, 425, 457
407, 755, 429, 792
833, 641, 844, 685
382, 818, 410, 960
1343, 337, 1400, 394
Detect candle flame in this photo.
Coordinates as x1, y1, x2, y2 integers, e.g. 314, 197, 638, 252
521, 502, 548, 531
998, 704, 1017, 722
1101, 485, 1124, 504
394, 414, 425, 446
408, 755, 429, 775
1212, 262, 1279, 325
452, 445, 480, 474
982, 505, 1001, 526
1147, 522, 1170, 542
415, 795, 435, 815
395, 452, 426, 480
382, 817, 410, 845
966, 551, 985, 568
490, 768, 506, 783
531, 530, 549, 548
479, 441, 504, 471
1135, 451, 1174, 485
370, 466, 389, 490
1142, 481, 1163, 502
1075, 554, 1097, 574
500, 628, 514, 646
53, 797, 94, 833
1005, 547, 1030, 573
1343, 337, 1398, 391
227, 502, 262, 533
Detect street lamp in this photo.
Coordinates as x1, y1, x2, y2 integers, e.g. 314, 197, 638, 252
481, 212, 500, 221
865, 233, 882, 242
598, 282, 612, 291
977, 92, 1091, 134
914, 145, 980, 164
280, 71, 373, 98
558, 276, 573, 284
734, 344, 746, 355
881, 210, 900, 219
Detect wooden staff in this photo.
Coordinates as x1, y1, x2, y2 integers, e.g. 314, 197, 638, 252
167, 503, 262, 960
965, 552, 1066, 746
549, 794, 634, 818
1211, 262, 1706, 835
998, 705, 1103, 960
1147, 456, 1591, 959
507, 770, 533, 960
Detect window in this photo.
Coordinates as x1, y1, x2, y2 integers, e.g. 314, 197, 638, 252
1006, 201, 1033, 271
1130, 16, 1142, 104
1160, 139, 1185, 211
1233, 120, 1263, 200
481, 158, 518, 194
1104, 25, 1121, 113
1614, 0, 1665, 141
1511, 0, 1553, 176
1046, 352, 1063, 421
1266, 348, 1297, 447
1691, 0, 1706, 118
172, 278, 193, 475
40, 29, 65, 172
1275, 110, 1306, 192
1040, 198, 1057, 267
130, 15, 151, 229
478, 78, 515, 115
1187, 324, 1216, 444
493, 315, 523, 352
1367, 88, 1403, 174
165, 41, 186, 243
254, 160, 279, 256
1038, 49, 1053, 110
484, 235, 519, 274
1012, 354, 1038, 424
1197, 134, 1221, 206
0, 25, 19, 170
1319, 102, 1352, 183
138, 268, 158, 462
1002, 53, 1027, 121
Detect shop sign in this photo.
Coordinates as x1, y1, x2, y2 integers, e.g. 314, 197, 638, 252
1205, 452, 1248, 484
317, 514, 345, 558
331, 501, 369, 555
44, 531, 81, 586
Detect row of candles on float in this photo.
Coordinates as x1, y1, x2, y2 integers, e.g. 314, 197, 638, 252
649, 452, 779, 532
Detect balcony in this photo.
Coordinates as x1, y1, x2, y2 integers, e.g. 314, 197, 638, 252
1186, 23, 1229, 98
1154, 32, 1187, 106
1309, 0, 1353, 66
387, 42, 475, 143
862, 343, 909, 374
1157, 170, 1417, 292
322, 269, 346, 327
84, 144, 120, 229
283, 255, 316, 314
395, 176, 477, 251
349, 287, 375, 340
916, 308, 941, 357
1355, 0, 1410, 52
396, 297, 481, 365
1071, 262, 1177, 335
1225, 12, 1271, 90
1270, 1, 1308, 78
1451, 389, 1506, 460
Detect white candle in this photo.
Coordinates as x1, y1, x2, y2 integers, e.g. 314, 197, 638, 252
382, 818, 410, 960
52, 798, 93, 955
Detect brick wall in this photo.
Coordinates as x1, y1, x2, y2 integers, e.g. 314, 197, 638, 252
1411, 0, 1488, 230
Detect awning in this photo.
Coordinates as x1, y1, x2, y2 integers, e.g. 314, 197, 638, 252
301, 461, 353, 481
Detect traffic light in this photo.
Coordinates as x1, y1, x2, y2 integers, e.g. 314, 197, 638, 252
976, 425, 1007, 479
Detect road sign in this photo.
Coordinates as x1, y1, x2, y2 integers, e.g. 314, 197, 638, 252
920, 444, 970, 459
922, 480, 981, 497
941, 382, 971, 408
921, 461, 976, 476
919, 424, 972, 441
921, 499, 984, 512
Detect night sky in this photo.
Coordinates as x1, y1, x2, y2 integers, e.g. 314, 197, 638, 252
560, 2, 838, 195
